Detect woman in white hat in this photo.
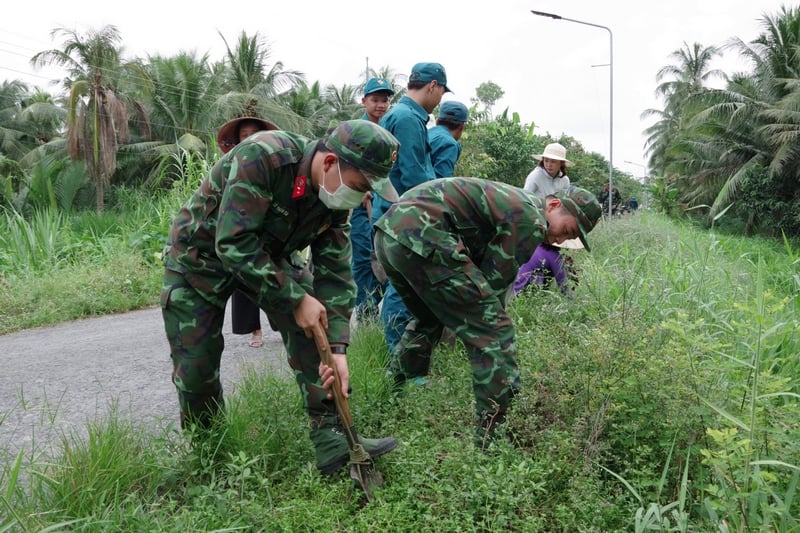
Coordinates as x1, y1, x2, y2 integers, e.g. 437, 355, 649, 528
517, 144, 582, 295
523, 142, 572, 198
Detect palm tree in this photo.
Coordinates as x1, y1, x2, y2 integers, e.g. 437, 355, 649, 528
687, 8, 800, 212
278, 80, 332, 136
214, 31, 308, 132
0, 80, 34, 160
18, 89, 66, 146
647, 6, 800, 235
364, 64, 407, 104
642, 41, 725, 178
144, 51, 220, 143
30, 25, 131, 211
323, 83, 361, 122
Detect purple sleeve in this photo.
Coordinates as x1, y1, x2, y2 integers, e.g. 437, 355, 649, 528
550, 250, 570, 292
514, 244, 570, 293
514, 259, 535, 293
514, 245, 549, 293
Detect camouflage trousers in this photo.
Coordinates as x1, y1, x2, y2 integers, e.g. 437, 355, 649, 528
373, 231, 521, 424
161, 268, 335, 428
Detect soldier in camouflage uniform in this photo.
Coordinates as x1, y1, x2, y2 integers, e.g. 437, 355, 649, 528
161, 119, 400, 475
372, 177, 601, 448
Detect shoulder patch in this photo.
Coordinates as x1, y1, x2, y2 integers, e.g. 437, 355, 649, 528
292, 176, 307, 199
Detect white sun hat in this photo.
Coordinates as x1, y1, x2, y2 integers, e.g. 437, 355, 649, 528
533, 142, 573, 166
554, 238, 584, 250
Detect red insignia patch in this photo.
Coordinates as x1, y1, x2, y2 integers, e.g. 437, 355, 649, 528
292, 176, 307, 199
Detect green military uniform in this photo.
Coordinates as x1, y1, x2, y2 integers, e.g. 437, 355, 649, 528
161, 120, 400, 473
373, 177, 601, 446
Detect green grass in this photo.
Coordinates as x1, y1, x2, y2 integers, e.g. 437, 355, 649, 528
1, 206, 799, 531
0, 184, 183, 334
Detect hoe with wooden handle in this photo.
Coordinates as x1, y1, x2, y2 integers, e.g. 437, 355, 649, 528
311, 323, 384, 501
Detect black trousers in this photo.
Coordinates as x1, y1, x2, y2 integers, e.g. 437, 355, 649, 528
230, 289, 261, 334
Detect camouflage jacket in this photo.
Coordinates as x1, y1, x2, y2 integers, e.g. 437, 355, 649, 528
374, 177, 547, 297
163, 131, 355, 342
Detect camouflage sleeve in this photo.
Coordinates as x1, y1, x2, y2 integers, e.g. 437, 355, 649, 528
215, 154, 308, 312
310, 210, 356, 343
480, 218, 546, 297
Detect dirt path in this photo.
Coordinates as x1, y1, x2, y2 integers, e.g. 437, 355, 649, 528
0, 306, 289, 460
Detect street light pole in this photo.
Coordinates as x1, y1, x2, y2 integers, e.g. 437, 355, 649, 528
531, 10, 614, 218
623, 160, 648, 182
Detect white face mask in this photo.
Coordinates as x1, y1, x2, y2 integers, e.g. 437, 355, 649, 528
318, 161, 365, 210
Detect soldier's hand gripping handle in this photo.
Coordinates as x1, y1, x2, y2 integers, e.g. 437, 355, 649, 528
295, 294, 328, 338
314, 323, 350, 401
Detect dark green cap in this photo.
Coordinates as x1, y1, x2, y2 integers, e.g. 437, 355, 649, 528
409, 62, 451, 93
324, 120, 400, 202
555, 187, 602, 251
364, 77, 395, 96
438, 101, 468, 123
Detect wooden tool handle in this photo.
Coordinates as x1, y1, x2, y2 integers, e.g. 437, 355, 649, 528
311, 324, 354, 428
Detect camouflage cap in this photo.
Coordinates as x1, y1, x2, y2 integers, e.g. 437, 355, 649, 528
324, 120, 400, 202
554, 187, 602, 252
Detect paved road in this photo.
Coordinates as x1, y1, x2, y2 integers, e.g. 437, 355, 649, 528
0, 306, 288, 460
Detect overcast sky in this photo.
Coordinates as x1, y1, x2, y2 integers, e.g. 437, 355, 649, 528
0, 0, 791, 178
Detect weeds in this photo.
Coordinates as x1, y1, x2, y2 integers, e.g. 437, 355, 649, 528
1, 209, 799, 530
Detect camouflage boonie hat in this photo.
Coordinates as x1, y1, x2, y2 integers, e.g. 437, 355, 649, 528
324, 120, 400, 202
555, 187, 602, 252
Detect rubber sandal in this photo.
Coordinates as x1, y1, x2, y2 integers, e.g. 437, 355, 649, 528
248, 337, 264, 348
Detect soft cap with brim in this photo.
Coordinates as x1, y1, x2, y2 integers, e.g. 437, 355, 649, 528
534, 142, 573, 167
554, 187, 602, 252
438, 100, 468, 123
217, 116, 279, 153
409, 62, 451, 93
364, 77, 395, 96
323, 120, 400, 202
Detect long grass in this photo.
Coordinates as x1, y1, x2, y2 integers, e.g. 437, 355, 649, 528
1, 208, 799, 531
0, 166, 200, 334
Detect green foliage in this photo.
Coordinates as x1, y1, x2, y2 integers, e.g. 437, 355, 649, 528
649, 175, 680, 215
457, 111, 538, 186
726, 162, 800, 236
0, 183, 191, 332
0, 155, 24, 209
2, 177, 800, 529
645, 7, 800, 238
471, 80, 505, 119
0, 207, 68, 273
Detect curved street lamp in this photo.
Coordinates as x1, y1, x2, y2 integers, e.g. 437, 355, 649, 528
531, 10, 614, 218
623, 160, 648, 182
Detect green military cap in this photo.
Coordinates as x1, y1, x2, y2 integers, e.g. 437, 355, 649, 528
438, 100, 468, 123
324, 120, 400, 202
409, 62, 452, 93
555, 187, 602, 252
364, 77, 395, 97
